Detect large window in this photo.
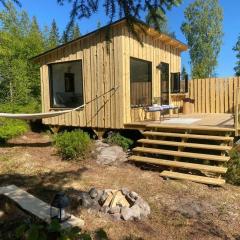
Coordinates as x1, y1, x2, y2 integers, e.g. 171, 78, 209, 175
130, 57, 152, 107
49, 61, 84, 108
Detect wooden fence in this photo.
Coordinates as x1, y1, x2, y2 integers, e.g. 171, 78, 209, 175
189, 77, 240, 114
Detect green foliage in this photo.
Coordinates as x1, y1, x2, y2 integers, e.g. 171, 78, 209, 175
0, 118, 29, 143
181, 0, 223, 79
0, 2, 44, 104
104, 132, 133, 151
57, 0, 181, 41
225, 147, 240, 185
53, 130, 92, 160
47, 19, 60, 49
145, 8, 176, 38
15, 219, 82, 240
61, 22, 81, 44
233, 34, 240, 76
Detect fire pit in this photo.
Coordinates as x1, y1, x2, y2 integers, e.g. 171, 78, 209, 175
78, 188, 150, 221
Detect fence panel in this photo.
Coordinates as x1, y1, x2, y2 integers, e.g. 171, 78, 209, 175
189, 77, 240, 114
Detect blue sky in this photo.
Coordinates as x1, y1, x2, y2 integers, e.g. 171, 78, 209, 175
8, 0, 240, 77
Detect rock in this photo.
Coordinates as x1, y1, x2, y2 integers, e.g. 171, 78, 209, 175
109, 206, 121, 214
135, 198, 151, 217
89, 188, 98, 199
130, 205, 141, 220
101, 206, 110, 213
121, 206, 133, 221
125, 193, 136, 204
129, 191, 138, 200
121, 188, 129, 196
78, 192, 94, 208
96, 146, 127, 165
99, 192, 109, 205
111, 213, 121, 221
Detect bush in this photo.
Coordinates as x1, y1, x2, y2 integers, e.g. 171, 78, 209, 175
104, 132, 133, 150
0, 118, 29, 143
53, 129, 92, 160
225, 147, 240, 185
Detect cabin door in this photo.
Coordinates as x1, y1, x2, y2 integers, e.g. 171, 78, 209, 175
160, 62, 170, 105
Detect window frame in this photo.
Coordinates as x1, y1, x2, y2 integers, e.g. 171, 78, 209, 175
48, 60, 84, 109
130, 57, 153, 107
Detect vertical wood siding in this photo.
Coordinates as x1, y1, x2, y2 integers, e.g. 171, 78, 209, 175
189, 77, 240, 113
40, 23, 184, 128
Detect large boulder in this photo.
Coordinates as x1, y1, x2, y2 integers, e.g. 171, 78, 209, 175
96, 145, 127, 165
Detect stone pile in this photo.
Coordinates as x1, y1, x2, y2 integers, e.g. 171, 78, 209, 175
78, 188, 150, 221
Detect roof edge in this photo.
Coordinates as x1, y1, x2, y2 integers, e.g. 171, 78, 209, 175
31, 17, 188, 61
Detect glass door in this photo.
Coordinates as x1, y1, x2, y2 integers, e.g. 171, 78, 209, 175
160, 62, 170, 105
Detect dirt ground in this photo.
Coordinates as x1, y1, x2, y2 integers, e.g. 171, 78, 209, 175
0, 132, 240, 240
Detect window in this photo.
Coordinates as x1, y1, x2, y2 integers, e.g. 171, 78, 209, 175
170, 72, 188, 93
130, 57, 152, 107
171, 72, 180, 93
49, 61, 84, 108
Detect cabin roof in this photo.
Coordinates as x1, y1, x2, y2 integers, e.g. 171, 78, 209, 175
32, 17, 188, 62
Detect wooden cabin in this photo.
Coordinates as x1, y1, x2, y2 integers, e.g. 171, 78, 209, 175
34, 18, 237, 186
33, 18, 188, 134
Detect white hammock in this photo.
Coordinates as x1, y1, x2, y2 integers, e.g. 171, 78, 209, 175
0, 86, 119, 120
0, 104, 85, 120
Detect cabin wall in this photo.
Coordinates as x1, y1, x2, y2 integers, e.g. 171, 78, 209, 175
40, 24, 125, 129
121, 26, 182, 123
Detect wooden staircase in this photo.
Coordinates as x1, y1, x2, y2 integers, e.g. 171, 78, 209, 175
129, 124, 234, 186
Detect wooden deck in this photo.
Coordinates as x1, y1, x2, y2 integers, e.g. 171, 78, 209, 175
126, 113, 235, 186
125, 113, 235, 132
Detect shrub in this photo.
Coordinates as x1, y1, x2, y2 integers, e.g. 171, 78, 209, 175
104, 132, 133, 150
53, 129, 92, 160
0, 118, 29, 143
225, 147, 240, 185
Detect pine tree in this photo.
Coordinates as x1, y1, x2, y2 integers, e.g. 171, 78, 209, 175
72, 23, 81, 39
61, 30, 69, 44
97, 20, 101, 29
48, 19, 60, 49
233, 34, 240, 76
181, 66, 188, 80
181, 0, 223, 79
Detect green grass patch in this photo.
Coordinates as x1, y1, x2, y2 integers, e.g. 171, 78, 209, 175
0, 118, 29, 144
53, 129, 92, 160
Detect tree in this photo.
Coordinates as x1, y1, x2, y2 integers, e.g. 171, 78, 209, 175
2, 0, 182, 39
47, 19, 60, 49
97, 20, 101, 29
181, 66, 188, 80
71, 23, 81, 39
61, 22, 81, 44
145, 8, 176, 37
233, 34, 240, 76
57, 0, 181, 36
0, 2, 44, 104
181, 0, 223, 79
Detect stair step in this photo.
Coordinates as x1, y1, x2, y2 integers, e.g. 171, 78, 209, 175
160, 170, 225, 185
147, 124, 235, 132
143, 131, 234, 142
129, 155, 228, 174
138, 139, 232, 151
133, 147, 230, 162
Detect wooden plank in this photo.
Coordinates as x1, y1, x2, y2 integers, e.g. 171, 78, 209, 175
160, 171, 225, 185
201, 78, 206, 113
219, 78, 224, 113
133, 147, 230, 162
143, 131, 234, 141
129, 156, 228, 174
146, 123, 235, 132
205, 78, 210, 113
137, 139, 232, 151
229, 78, 234, 112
